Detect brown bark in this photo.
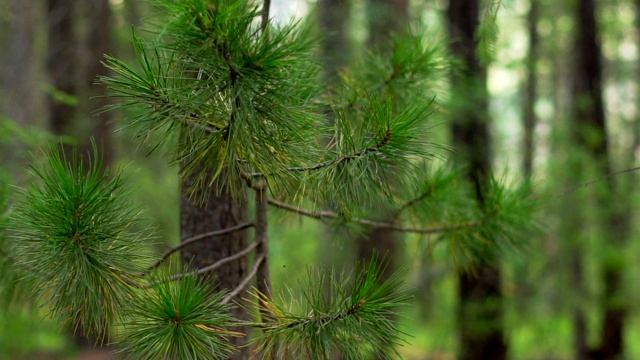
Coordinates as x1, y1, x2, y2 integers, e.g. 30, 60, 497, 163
447, 1, 506, 359
180, 173, 251, 359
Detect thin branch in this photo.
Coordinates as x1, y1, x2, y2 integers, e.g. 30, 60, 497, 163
557, 165, 640, 197
249, 129, 393, 177
144, 221, 254, 273
222, 253, 265, 304
149, 240, 260, 286
267, 198, 481, 234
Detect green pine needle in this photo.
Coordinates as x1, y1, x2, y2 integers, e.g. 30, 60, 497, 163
252, 259, 411, 359
9, 144, 154, 342
119, 268, 239, 360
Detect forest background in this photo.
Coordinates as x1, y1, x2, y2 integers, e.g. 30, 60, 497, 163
1, 0, 640, 359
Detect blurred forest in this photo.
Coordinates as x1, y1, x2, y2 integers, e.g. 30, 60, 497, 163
1, 0, 640, 359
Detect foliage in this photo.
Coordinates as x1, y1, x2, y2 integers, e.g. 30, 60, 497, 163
0, 0, 542, 358
119, 268, 238, 360
9, 146, 154, 342
253, 258, 411, 360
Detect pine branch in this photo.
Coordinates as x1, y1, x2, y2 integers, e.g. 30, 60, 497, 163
144, 221, 254, 273
268, 198, 481, 234
248, 128, 393, 177
222, 253, 265, 305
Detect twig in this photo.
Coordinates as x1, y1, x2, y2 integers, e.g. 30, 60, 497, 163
254, 177, 273, 321
249, 130, 393, 177
144, 221, 255, 273
267, 198, 481, 234
149, 241, 260, 286
222, 253, 265, 304
557, 165, 640, 197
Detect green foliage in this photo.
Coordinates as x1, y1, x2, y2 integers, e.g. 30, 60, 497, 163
9, 145, 155, 342
253, 258, 411, 359
101, 0, 323, 197
119, 268, 238, 360
476, 0, 502, 64
400, 166, 540, 270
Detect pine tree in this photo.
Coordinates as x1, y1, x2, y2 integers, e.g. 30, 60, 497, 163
0, 0, 537, 358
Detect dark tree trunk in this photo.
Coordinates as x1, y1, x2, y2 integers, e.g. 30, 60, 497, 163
367, 0, 408, 48
355, 0, 409, 284
571, 0, 627, 358
82, 0, 115, 165
180, 173, 251, 360
447, 1, 506, 359
522, 0, 539, 178
318, 0, 350, 82
47, 0, 77, 139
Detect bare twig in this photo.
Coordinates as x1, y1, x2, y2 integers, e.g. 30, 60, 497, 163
148, 241, 260, 286
144, 221, 255, 273
557, 165, 640, 197
267, 198, 481, 234
222, 253, 265, 304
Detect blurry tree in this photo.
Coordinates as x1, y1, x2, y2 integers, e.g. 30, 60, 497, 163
569, 0, 629, 358
447, 1, 506, 359
522, 0, 539, 178
47, 0, 77, 141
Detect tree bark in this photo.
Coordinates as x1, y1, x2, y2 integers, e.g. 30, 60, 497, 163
180, 173, 251, 360
447, 1, 506, 359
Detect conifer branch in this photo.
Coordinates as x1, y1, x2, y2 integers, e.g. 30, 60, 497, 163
267, 198, 481, 234
144, 221, 254, 272
249, 128, 393, 177
222, 253, 265, 305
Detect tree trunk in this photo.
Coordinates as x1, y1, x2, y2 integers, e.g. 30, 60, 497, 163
355, 0, 409, 284
447, 1, 506, 359
81, 0, 115, 165
180, 173, 251, 360
571, 0, 627, 358
47, 0, 77, 139
318, 0, 350, 82
522, 0, 539, 178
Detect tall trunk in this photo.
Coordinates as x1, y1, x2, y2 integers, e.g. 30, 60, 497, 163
356, 0, 409, 284
522, 0, 539, 178
47, 0, 77, 139
180, 173, 250, 360
447, 1, 506, 359
571, 0, 627, 358
318, 0, 350, 82
82, 0, 115, 165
